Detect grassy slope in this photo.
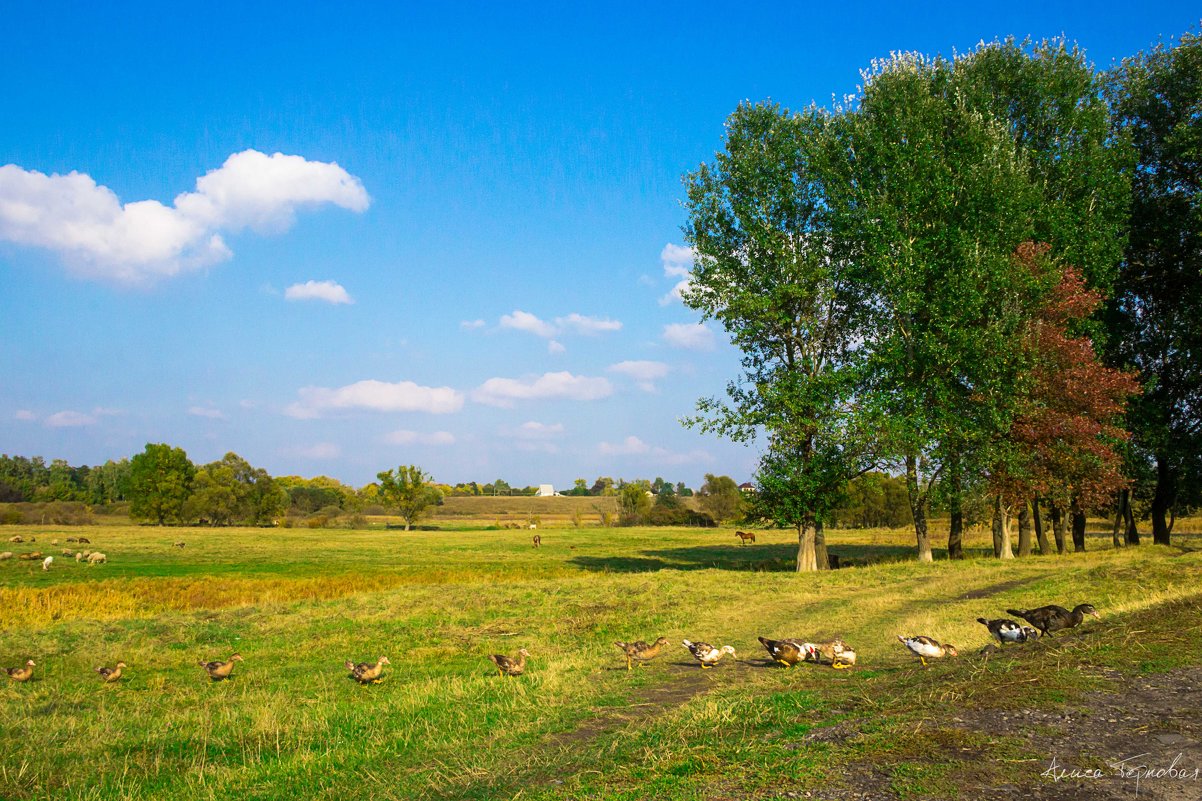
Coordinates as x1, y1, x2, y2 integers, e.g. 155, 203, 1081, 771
1, 523, 1199, 800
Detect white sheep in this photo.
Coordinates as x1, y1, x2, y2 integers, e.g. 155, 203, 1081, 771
87, 552, 107, 564
75, 552, 84, 562
0, 551, 13, 561
42, 556, 53, 571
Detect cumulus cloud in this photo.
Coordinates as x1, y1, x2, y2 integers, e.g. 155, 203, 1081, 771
289, 442, 341, 459
548, 340, 566, 355
188, 405, 226, 420
497, 310, 622, 344
598, 435, 651, 456
472, 371, 612, 408
663, 322, 715, 351
506, 421, 565, 440
286, 379, 464, 419
659, 243, 695, 305
0, 149, 370, 283
285, 280, 353, 305
14, 410, 36, 421
385, 429, 456, 446
44, 410, 97, 428
460, 319, 486, 330
608, 360, 670, 392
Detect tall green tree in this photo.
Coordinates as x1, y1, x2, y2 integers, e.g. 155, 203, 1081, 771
683, 102, 877, 570
696, 474, 745, 524
376, 465, 440, 530
128, 443, 195, 525
1107, 30, 1202, 545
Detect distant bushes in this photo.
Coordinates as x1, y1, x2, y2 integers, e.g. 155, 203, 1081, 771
0, 502, 95, 525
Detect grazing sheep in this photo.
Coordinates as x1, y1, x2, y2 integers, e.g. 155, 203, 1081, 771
19, 552, 43, 561
174, 541, 186, 548
75, 552, 84, 562
61, 549, 74, 557
66, 537, 77, 543
87, 552, 107, 565
0, 552, 12, 561
8, 536, 22, 543
42, 556, 53, 571
77, 537, 90, 544
51, 539, 58, 546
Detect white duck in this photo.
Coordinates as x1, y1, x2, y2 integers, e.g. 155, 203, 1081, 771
897, 635, 958, 667
683, 639, 736, 669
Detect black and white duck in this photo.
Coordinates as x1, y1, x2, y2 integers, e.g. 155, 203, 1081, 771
897, 635, 958, 667
757, 636, 808, 667
976, 617, 1040, 645
1005, 604, 1100, 638
614, 637, 669, 670
683, 639, 736, 669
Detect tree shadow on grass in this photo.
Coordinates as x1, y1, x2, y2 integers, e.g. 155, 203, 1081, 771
569, 542, 965, 573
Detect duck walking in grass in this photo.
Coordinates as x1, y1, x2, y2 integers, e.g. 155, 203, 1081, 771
489, 648, 529, 677
614, 637, 669, 670
95, 662, 127, 683
5, 659, 35, 682
346, 656, 390, 684
757, 637, 808, 668
199, 654, 243, 681
806, 639, 857, 669
898, 636, 958, 667
683, 640, 736, 669
1005, 604, 1100, 638
977, 617, 1039, 645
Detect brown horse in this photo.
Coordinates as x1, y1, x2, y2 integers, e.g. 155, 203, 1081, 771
735, 531, 756, 545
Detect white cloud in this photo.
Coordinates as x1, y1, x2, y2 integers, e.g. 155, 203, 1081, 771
608, 360, 670, 392
659, 243, 695, 305
548, 340, 566, 354
0, 150, 370, 284
598, 435, 651, 456
385, 430, 456, 446
663, 322, 715, 351
285, 279, 353, 305
14, 410, 36, 421
472, 371, 612, 408
286, 379, 464, 419
500, 310, 557, 338
188, 405, 226, 420
498, 310, 622, 341
289, 442, 341, 459
460, 319, 486, 330
556, 313, 622, 335
44, 410, 97, 428
508, 421, 565, 440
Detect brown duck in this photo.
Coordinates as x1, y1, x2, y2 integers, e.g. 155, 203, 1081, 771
614, 637, 669, 670
5, 659, 35, 682
95, 661, 127, 683
1005, 604, 1100, 638
346, 656, 390, 684
757, 636, 807, 667
489, 648, 529, 677
199, 653, 243, 681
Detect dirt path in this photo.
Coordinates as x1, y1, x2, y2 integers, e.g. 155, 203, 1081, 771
798, 666, 1202, 800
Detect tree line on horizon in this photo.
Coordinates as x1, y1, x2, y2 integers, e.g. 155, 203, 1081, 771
682, 32, 1202, 569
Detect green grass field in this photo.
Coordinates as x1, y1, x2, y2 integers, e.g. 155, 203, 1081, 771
2, 522, 1200, 800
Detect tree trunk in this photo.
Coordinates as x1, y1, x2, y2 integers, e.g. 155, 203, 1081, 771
905, 454, 933, 563
947, 461, 964, 559
1123, 490, 1140, 546
1033, 496, 1049, 555
1070, 496, 1087, 552
993, 496, 1014, 559
1049, 500, 1067, 554
1017, 501, 1032, 557
992, 496, 1004, 557
796, 520, 818, 572
1112, 491, 1125, 549
815, 519, 830, 570
1150, 455, 1175, 546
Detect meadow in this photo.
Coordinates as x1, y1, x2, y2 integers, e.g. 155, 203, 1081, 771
2, 519, 1200, 800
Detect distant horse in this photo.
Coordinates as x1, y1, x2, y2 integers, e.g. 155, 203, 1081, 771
735, 531, 756, 545
532, 534, 542, 548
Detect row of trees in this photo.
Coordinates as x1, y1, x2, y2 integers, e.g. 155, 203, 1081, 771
683, 32, 1202, 569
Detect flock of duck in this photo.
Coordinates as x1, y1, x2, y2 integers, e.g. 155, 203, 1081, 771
3, 602, 1101, 686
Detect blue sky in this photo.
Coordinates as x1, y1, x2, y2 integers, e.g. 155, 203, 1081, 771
1, 2, 1197, 490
